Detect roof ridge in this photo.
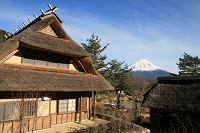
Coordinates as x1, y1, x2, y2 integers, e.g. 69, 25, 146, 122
3, 4, 60, 41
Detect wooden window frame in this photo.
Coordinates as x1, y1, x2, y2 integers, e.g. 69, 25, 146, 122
24, 100, 37, 118
0, 100, 37, 121
0, 102, 20, 121
22, 48, 70, 69
58, 99, 76, 114
0, 103, 4, 121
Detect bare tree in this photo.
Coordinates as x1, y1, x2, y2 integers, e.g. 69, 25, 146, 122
10, 91, 49, 133
123, 75, 149, 116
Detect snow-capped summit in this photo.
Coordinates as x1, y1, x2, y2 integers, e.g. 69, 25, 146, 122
130, 59, 171, 79
130, 59, 160, 71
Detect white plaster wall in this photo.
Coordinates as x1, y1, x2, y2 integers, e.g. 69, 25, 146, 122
51, 100, 57, 114
38, 100, 50, 116
4, 51, 22, 64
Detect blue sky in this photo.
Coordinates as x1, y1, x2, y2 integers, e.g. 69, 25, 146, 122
1, 0, 200, 74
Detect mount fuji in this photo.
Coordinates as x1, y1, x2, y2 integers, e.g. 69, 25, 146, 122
129, 59, 171, 79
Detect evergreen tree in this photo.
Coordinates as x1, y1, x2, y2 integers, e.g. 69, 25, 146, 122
81, 33, 109, 75
104, 59, 132, 108
177, 52, 200, 75
82, 34, 132, 108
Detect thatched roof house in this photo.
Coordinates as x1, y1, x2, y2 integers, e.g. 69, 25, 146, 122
142, 76, 200, 133
0, 5, 113, 132
0, 12, 113, 92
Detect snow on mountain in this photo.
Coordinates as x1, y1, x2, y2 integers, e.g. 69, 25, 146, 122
129, 59, 160, 71
129, 59, 171, 79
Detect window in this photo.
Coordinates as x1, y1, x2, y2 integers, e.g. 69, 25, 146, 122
68, 99, 76, 111
0, 102, 20, 121
23, 50, 35, 64
59, 99, 68, 112
48, 54, 59, 67
35, 52, 47, 66
24, 101, 36, 117
0, 101, 37, 121
59, 56, 69, 68
22, 49, 70, 69
59, 99, 76, 113
0, 103, 4, 120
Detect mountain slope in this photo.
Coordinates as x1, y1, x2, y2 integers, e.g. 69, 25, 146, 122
129, 59, 171, 79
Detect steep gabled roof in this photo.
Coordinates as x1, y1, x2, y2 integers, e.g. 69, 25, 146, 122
0, 7, 114, 92
142, 76, 200, 113
0, 13, 89, 55
0, 12, 96, 74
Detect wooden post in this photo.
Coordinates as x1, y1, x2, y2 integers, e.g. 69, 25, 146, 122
11, 121, 13, 133
56, 100, 59, 124
89, 91, 92, 120
75, 92, 78, 122
93, 91, 96, 120
50, 116, 52, 128
2, 122, 4, 133
49, 98, 51, 115
79, 93, 82, 123
49, 98, 52, 127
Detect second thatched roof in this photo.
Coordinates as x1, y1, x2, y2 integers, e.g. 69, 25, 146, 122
142, 76, 200, 113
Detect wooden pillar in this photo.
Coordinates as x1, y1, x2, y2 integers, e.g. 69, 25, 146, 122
75, 92, 78, 121
50, 116, 52, 128
79, 93, 82, 123
49, 98, 52, 127
49, 98, 51, 115
93, 91, 96, 120
89, 91, 92, 120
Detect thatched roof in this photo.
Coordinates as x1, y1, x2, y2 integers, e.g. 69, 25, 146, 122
142, 76, 200, 113
0, 64, 113, 91
0, 14, 92, 66
0, 11, 114, 92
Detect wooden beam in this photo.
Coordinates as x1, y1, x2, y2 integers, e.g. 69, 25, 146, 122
74, 59, 87, 73
80, 57, 97, 74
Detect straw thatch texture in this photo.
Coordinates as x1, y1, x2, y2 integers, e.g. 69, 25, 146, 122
0, 14, 98, 74
0, 13, 114, 91
0, 14, 89, 58
19, 31, 89, 57
142, 76, 200, 113
0, 64, 113, 91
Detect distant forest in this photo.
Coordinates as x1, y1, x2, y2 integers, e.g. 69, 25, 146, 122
0, 29, 7, 42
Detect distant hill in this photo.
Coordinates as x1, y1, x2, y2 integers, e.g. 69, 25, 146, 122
129, 59, 171, 79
